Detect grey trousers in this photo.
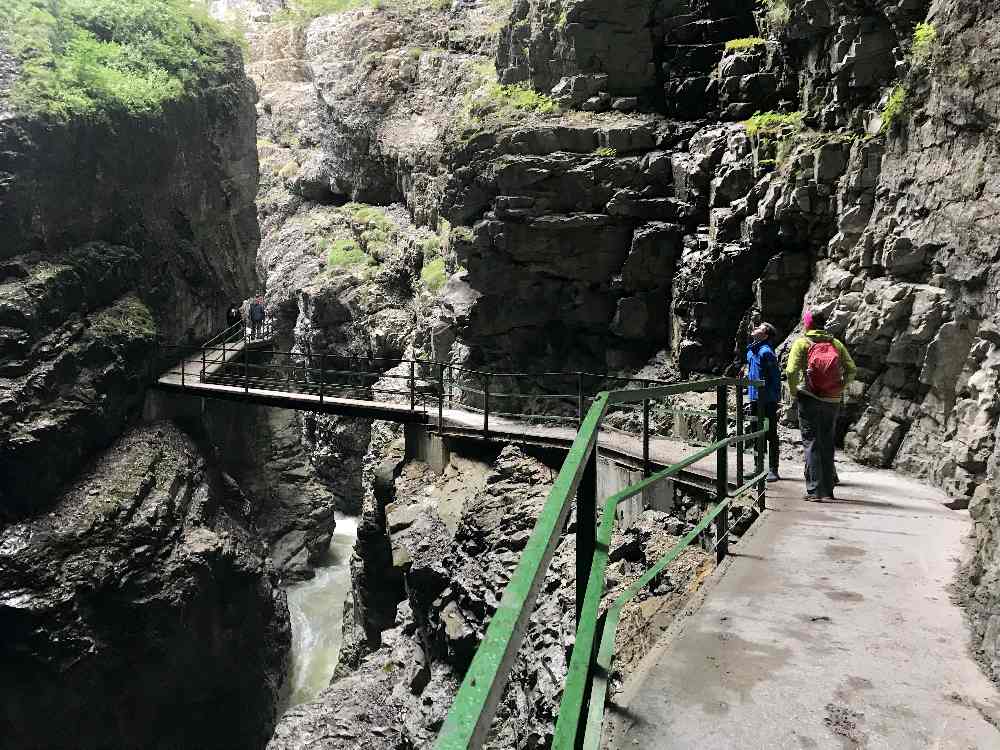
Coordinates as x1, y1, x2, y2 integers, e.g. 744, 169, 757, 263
798, 395, 840, 497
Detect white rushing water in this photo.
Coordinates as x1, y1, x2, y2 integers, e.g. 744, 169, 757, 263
283, 514, 359, 708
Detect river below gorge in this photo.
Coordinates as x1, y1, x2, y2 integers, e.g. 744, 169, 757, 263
281, 514, 359, 709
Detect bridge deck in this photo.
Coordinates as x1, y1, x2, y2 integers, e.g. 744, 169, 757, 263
606, 461, 1000, 749
155, 366, 734, 480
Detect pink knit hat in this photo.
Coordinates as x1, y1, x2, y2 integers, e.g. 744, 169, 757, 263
802, 310, 815, 330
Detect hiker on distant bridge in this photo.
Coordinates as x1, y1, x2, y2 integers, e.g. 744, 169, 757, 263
249, 295, 265, 340
746, 321, 781, 482
226, 302, 242, 329
786, 309, 856, 502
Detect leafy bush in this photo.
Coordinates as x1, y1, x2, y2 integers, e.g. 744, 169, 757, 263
880, 84, 907, 134
743, 110, 803, 137
420, 257, 448, 293
593, 146, 618, 158
0, 0, 240, 120
912, 22, 938, 64
725, 37, 766, 52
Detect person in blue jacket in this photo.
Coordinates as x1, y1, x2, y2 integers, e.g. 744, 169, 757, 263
746, 321, 782, 481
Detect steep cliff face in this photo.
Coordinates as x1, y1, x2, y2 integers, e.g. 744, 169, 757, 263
0, 35, 259, 519
1, 3, 292, 746
231, 0, 1000, 738
0, 423, 289, 750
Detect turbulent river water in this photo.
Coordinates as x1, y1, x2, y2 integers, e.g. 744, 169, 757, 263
282, 514, 359, 708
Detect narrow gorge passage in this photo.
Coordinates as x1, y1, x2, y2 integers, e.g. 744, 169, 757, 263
7, 0, 1000, 747
283, 514, 359, 709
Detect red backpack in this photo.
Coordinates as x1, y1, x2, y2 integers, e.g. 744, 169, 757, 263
806, 340, 844, 398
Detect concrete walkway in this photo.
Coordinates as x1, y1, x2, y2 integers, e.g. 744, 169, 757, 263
607, 462, 1000, 749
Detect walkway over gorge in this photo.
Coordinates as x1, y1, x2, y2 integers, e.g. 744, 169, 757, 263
153, 324, 1000, 749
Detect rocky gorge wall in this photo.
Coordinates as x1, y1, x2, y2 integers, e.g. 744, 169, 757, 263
0, 7, 295, 747
221, 0, 1000, 743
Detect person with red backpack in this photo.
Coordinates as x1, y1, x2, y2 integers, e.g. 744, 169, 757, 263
785, 309, 856, 501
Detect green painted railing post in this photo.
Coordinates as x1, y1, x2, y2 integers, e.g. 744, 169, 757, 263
642, 380, 650, 478
756, 397, 767, 512
576, 448, 597, 625
438, 363, 444, 434
715, 384, 729, 563
410, 360, 416, 411
735, 377, 744, 486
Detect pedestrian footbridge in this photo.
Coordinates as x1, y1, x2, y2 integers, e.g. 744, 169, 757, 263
153, 325, 1000, 748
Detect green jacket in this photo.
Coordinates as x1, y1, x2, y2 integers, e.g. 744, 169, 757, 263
785, 330, 857, 403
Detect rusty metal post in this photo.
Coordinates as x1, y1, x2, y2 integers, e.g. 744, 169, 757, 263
715, 384, 729, 563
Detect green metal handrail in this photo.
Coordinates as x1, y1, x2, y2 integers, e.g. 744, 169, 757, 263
435, 377, 767, 750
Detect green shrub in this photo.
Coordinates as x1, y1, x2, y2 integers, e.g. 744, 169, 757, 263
593, 146, 618, 157
725, 37, 766, 52
912, 22, 938, 64
880, 84, 907, 134
420, 257, 448, 293
743, 110, 803, 137
0, 0, 240, 120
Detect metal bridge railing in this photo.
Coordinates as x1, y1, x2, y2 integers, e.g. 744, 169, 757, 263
434, 377, 768, 750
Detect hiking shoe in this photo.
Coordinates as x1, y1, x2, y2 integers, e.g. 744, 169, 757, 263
804, 493, 819, 501
766, 471, 780, 482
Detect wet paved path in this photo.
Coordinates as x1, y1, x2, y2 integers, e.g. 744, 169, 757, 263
607, 462, 1000, 749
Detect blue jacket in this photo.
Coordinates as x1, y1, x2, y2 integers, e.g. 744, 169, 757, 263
746, 340, 781, 403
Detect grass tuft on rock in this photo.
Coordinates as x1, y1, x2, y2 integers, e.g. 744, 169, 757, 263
89, 295, 156, 340
912, 22, 938, 65
459, 62, 559, 132
0, 0, 242, 120
420, 257, 447, 293
274, 0, 369, 23
326, 238, 376, 275
880, 84, 907, 134
725, 37, 766, 52
743, 110, 803, 137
